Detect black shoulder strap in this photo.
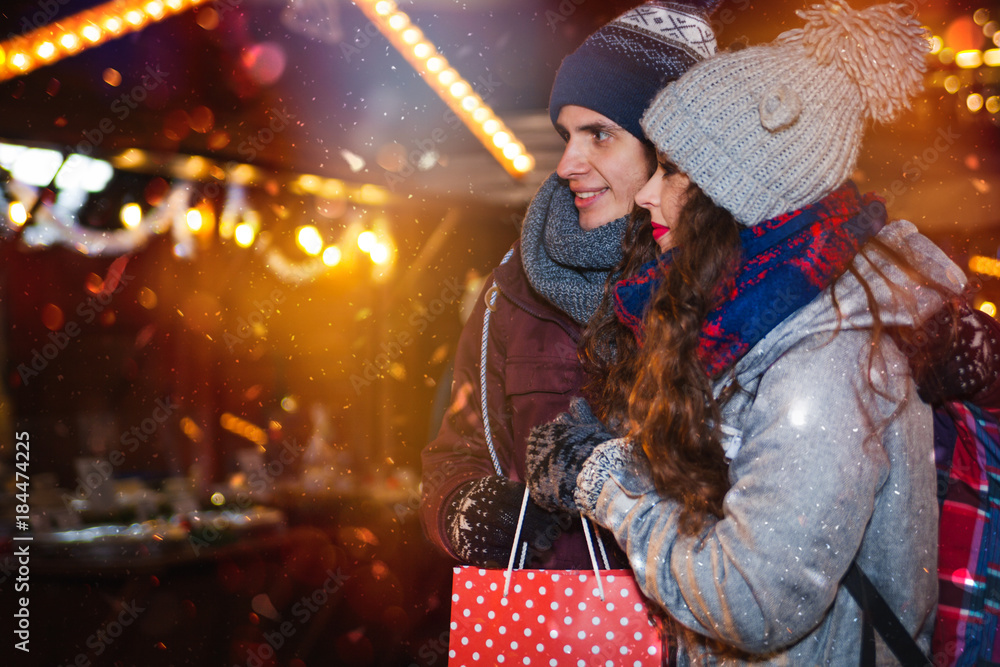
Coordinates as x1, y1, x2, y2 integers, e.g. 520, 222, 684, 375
843, 561, 934, 667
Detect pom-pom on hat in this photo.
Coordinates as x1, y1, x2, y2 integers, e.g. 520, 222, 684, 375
549, 0, 722, 142
640, 0, 929, 226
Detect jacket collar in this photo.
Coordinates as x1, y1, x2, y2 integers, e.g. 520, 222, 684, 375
494, 242, 583, 341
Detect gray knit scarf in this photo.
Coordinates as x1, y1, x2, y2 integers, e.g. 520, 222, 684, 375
520, 173, 629, 324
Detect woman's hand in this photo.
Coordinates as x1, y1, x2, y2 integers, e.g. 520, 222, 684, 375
526, 398, 618, 512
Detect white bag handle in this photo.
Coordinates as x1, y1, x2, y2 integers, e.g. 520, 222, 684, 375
480, 247, 609, 601
503, 485, 608, 601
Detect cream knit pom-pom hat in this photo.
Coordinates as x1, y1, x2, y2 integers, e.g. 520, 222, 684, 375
640, 0, 929, 226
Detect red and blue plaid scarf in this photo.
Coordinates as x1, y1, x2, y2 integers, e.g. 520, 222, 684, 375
613, 182, 888, 378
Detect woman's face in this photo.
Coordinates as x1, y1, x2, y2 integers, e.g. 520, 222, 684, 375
634, 153, 691, 252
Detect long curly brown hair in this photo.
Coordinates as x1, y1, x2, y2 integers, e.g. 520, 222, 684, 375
581, 181, 956, 536
581, 182, 742, 533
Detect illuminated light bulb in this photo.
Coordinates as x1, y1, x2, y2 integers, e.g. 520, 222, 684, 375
125, 10, 145, 26
12, 147, 62, 185
104, 17, 123, 33
492, 131, 511, 149
145, 1, 165, 19
321, 179, 345, 199
182, 156, 208, 180
503, 142, 522, 159
357, 230, 377, 252
939, 47, 955, 65
234, 222, 255, 247
374, 1, 395, 16
929, 35, 943, 54
437, 69, 457, 86
981, 301, 997, 317
472, 107, 490, 123
968, 93, 984, 112
388, 13, 408, 31
986, 96, 1000, 113
358, 184, 387, 206
322, 245, 342, 267
296, 225, 323, 256
956, 49, 983, 68
186, 208, 203, 232
82, 25, 102, 42
297, 174, 322, 193
370, 242, 390, 265
115, 148, 147, 168
461, 95, 479, 112
121, 203, 142, 229
449, 81, 469, 98
102, 67, 121, 86
513, 154, 534, 174
482, 119, 500, 135
985, 48, 1000, 66
166, 0, 184, 9
8, 201, 27, 226
35, 42, 56, 60
60, 33, 80, 50
944, 75, 961, 94
413, 42, 432, 59
11, 52, 30, 70
970, 255, 1000, 277
426, 56, 444, 72
401, 28, 421, 45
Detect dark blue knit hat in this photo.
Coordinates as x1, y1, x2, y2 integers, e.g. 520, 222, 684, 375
549, 1, 722, 142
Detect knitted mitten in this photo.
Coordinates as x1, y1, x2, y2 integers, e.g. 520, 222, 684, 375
907, 302, 1000, 405
526, 398, 618, 512
574, 437, 635, 517
445, 476, 560, 567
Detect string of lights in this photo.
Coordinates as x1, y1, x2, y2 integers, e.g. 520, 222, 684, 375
0, 140, 396, 282
0, 0, 214, 83
352, 0, 535, 179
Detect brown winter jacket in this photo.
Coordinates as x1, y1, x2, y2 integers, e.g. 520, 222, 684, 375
419, 242, 623, 569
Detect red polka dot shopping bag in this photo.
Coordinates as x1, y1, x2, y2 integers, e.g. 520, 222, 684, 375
449, 367, 666, 665
448, 566, 666, 666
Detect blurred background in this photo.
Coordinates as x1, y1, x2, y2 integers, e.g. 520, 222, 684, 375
0, 0, 996, 664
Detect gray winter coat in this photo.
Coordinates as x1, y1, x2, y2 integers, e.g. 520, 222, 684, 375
583, 221, 966, 665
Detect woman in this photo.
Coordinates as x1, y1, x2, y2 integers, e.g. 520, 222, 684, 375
526, 1, 974, 663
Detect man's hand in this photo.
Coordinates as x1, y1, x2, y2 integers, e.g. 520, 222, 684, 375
445, 476, 568, 567
526, 398, 618, 513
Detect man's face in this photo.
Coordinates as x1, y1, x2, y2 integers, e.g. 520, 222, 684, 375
554, 105, 654, 231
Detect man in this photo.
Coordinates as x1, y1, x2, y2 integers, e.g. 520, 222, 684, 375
420, 0, 721, 569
